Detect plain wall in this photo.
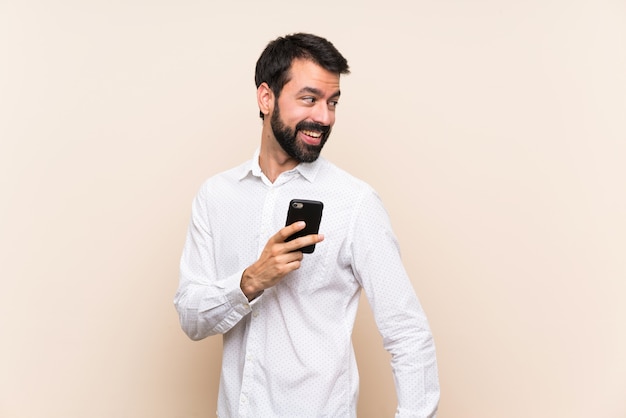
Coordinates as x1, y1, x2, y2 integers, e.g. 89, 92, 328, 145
1, 0, 625, 417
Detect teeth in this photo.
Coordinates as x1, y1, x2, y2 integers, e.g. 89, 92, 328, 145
301, 130, 321, 138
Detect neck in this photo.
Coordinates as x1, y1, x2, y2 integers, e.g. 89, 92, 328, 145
259, 126, 298, 183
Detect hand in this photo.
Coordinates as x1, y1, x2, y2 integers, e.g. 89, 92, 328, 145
240, 221, 324, 301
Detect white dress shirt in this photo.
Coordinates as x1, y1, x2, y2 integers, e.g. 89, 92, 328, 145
174, 150, 439, 417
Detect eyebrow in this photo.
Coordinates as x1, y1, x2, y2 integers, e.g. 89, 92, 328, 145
297, 86, 341, 99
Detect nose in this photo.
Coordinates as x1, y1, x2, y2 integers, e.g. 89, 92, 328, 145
311, 102, 334, 127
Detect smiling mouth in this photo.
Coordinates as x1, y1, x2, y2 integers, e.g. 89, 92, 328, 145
299, 129, 323, 145
300, 129, 322, 138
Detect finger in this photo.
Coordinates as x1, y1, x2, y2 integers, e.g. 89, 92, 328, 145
273, 221, 306, 243
283, 249, 304, 265
284, 233, 324, 252
269, 251, 304, 278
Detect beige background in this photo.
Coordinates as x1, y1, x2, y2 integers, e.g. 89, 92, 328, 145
1, 0, 625, 417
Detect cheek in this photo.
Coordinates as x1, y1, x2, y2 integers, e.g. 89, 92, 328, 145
277, 101, 306, 124
288, 110, 311, 127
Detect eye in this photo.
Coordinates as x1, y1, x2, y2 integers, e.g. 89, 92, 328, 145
302, 96, 316, 104
328, 100, 339, 109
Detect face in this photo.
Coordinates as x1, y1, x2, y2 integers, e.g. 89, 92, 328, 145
269, 59, 341, 163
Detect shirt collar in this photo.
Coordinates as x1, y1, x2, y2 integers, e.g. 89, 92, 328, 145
237, 148, 323, 183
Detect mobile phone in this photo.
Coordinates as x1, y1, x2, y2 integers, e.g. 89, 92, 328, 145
284, 199, 324, 253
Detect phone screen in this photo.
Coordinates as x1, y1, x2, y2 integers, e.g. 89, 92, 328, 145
285, 199, 324, 253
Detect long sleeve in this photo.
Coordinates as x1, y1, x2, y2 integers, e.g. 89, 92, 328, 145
174, 185, 252, 340
174, 156, 439, 416
350, 190, 440, 417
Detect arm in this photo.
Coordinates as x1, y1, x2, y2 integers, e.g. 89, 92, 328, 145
351, 191, 440, 417
240, 221, 324, 301
174, 186, 324, 340
173, 187, 251, 340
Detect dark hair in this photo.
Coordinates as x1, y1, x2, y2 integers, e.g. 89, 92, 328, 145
255, 33, 350, 119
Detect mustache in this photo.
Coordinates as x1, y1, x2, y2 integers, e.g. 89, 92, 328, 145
295, 121, 331, 135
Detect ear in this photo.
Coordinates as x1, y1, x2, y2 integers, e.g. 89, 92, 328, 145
257, 82, 274, 119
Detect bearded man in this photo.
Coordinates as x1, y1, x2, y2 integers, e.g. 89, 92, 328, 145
175, 32, 440, 418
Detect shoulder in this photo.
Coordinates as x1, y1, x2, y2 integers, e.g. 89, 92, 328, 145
317, 158, 382, 211
317, 157, 375, 195
198, 159, 251, 194
314, 157, 387, 220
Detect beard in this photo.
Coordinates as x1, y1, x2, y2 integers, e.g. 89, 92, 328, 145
270, 102, 331, 163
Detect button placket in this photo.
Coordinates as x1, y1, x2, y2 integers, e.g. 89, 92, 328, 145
258, 186, 278, 255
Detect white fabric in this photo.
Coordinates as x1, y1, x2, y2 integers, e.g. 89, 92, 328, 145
175, 150, 439, 417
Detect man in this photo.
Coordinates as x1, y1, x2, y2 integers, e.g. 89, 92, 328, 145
175, 33, 440, 417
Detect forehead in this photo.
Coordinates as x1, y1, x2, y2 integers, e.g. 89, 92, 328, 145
283, 59, 340, 95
